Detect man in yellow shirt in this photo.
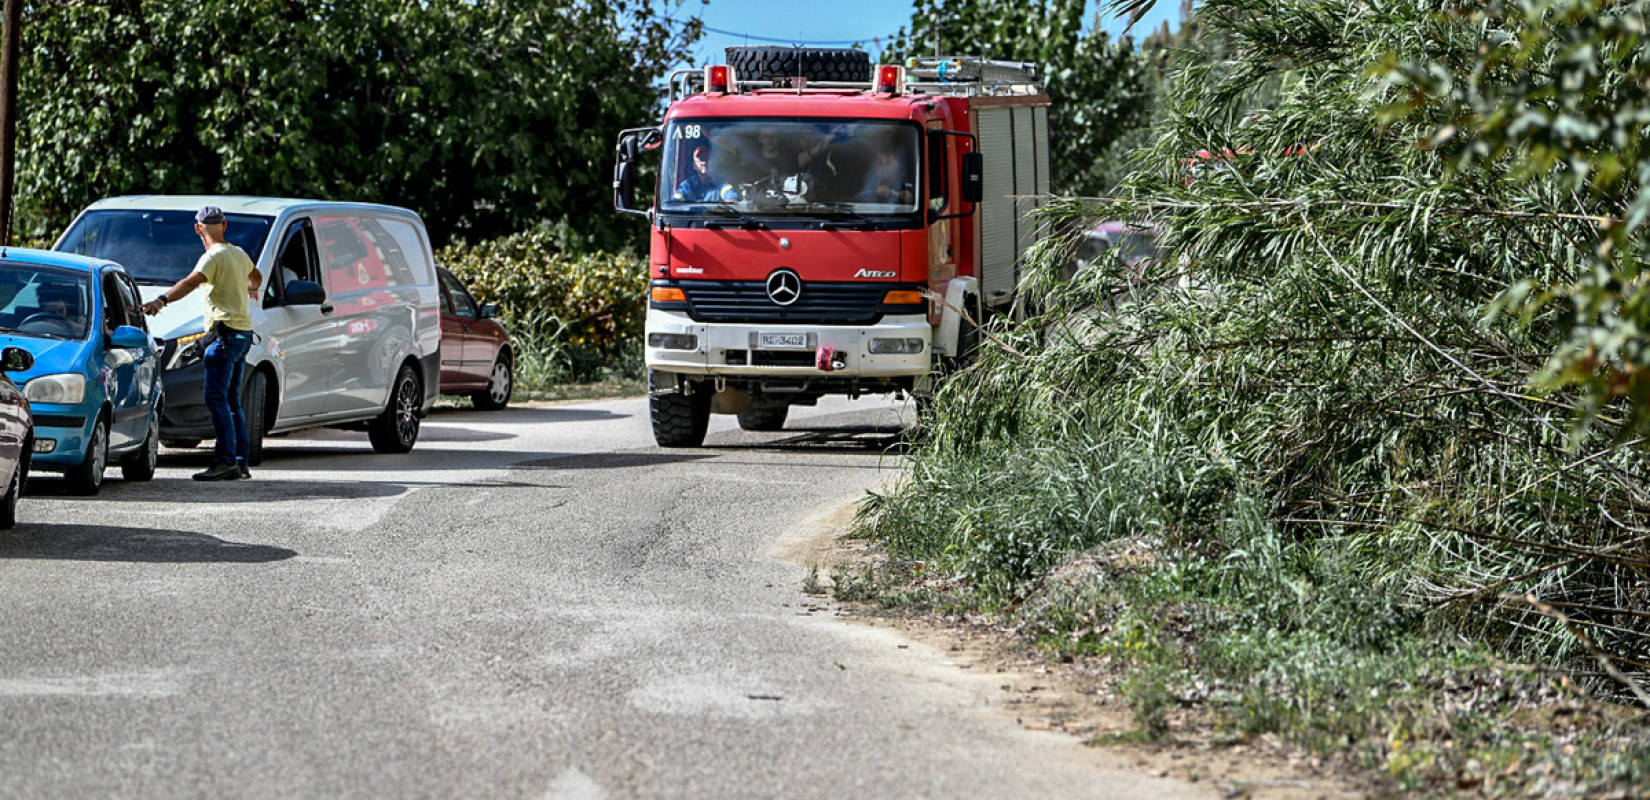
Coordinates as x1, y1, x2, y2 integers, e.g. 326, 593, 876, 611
142, 206, 263, 481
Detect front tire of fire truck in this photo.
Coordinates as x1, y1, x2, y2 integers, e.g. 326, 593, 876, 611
649, 370, 712, 448
918, 291, 982, 419
736, 398, 789, 432
724, 46, 873, 83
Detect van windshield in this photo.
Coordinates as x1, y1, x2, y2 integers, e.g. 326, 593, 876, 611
660, 118, 921, 219
56, 211, 275, 285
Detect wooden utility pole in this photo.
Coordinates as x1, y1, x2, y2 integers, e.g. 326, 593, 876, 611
0, 0, 20, 246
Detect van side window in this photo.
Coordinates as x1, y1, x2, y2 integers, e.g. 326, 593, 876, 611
316, 216, 389, 292
270, 220, 319, 306
376, 218, 435, 286
359, 218, 419, 288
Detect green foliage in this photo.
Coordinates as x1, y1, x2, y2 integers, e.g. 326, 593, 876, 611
1372, 0, 1650, 437
437, 230, 646, 387
855, 0, 1650, 792
15, 0, 701, 249
883, 0, 1174, 195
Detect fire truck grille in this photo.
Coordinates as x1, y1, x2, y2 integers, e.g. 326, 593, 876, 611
683, 281, 892, 324
725, 350, 817, 367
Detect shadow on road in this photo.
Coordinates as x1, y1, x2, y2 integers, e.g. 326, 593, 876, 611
708, 423, 913, 455
427, 406, 631, 425
25, 475, 557, 502
515, 452, 719, 470
0, 524, 297, 563
148, 445, 577, 474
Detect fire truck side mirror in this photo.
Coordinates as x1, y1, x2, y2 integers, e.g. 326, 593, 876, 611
961, 152, 984, 204
614, 160, 642, 215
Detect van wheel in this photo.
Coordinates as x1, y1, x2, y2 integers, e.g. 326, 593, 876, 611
243, 371, 267, 466
0, 445, 27, 529
472, 356, 513, 411
736, 400, 789, 431
120, 410, 160, 482
65, 415, 108, 496
648, 371, 710, 448
369, 364, 421, 453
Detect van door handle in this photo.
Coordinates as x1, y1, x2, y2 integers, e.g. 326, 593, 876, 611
320, 304, 334, 314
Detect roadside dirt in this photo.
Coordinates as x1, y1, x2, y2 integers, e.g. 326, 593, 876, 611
778, 503, 1378, 800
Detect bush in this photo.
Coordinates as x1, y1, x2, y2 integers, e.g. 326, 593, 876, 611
437, 230, 647, 389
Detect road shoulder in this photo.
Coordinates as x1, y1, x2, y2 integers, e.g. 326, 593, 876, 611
779, 501, 1375, 800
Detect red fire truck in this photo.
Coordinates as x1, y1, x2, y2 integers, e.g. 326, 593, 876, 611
615, 49, 1050, 447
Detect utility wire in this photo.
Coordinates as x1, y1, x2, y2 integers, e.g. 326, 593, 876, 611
699, 23, 888, 45
660, 15, 897, 47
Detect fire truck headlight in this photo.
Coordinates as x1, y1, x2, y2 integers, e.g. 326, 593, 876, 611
868, 338, 924, 355
648, 333, 699, 351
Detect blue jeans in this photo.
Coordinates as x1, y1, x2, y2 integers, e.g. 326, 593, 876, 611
202, 326, 255, 466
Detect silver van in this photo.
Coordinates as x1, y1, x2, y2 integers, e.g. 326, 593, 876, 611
55, 196, 442, 461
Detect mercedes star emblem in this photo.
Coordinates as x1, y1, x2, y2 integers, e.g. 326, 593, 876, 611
766, 269, 802, 306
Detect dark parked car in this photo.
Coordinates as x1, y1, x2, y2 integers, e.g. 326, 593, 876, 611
0, 345, 33, 527
436, 266, 513, 410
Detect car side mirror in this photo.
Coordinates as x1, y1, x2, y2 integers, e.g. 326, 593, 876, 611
108, 325, 150, 349
478, 302, 501, 320
283, 279, 326, 306
1, 346, 32, 372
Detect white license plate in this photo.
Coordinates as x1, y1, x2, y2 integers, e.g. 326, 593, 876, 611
757, 332, 809, 349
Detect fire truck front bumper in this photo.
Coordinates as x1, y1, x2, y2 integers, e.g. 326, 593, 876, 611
645, 310, 932, 379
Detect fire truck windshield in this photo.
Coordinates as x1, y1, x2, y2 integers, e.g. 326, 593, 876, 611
660, 119, 920, 219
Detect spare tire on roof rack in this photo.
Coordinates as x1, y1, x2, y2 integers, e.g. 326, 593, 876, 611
724, 47, 873, 83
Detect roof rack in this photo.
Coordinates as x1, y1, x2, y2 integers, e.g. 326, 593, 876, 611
667, 56, 1045, 102
668, 69, 878, 101
903, 57, 1044, 96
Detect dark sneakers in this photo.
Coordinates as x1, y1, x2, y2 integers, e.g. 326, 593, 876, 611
238, 462, 251, 480
193, 462, 242, 481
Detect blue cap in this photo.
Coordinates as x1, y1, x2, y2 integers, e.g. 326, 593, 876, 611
195, 206, 226, 225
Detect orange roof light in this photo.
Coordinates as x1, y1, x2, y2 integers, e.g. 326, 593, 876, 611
706, 65, 731, 94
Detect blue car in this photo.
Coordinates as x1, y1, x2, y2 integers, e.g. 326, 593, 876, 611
0, 249, 162, 495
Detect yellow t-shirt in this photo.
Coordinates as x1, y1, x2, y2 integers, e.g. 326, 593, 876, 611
195, 243, 256, 332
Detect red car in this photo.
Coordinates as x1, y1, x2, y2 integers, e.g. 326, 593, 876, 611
0, 345, 33, 528
436, 266, 513, 410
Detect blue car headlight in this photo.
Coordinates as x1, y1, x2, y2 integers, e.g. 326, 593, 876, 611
24, 373, 86, 404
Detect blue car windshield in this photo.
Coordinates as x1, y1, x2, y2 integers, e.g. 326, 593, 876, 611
0, 262, 92, 341
56, 210, 274, 285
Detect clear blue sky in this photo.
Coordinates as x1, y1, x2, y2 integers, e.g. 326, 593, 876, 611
662, 0, 1188, 70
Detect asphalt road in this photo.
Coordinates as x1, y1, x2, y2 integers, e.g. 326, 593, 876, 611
0, 396, 1213, 799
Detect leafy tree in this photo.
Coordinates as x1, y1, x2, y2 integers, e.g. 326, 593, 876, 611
882, 0, 1172, 196
15, 0, 700, 249
1375, 0, 1650, 436
866, 0, 1650, 709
